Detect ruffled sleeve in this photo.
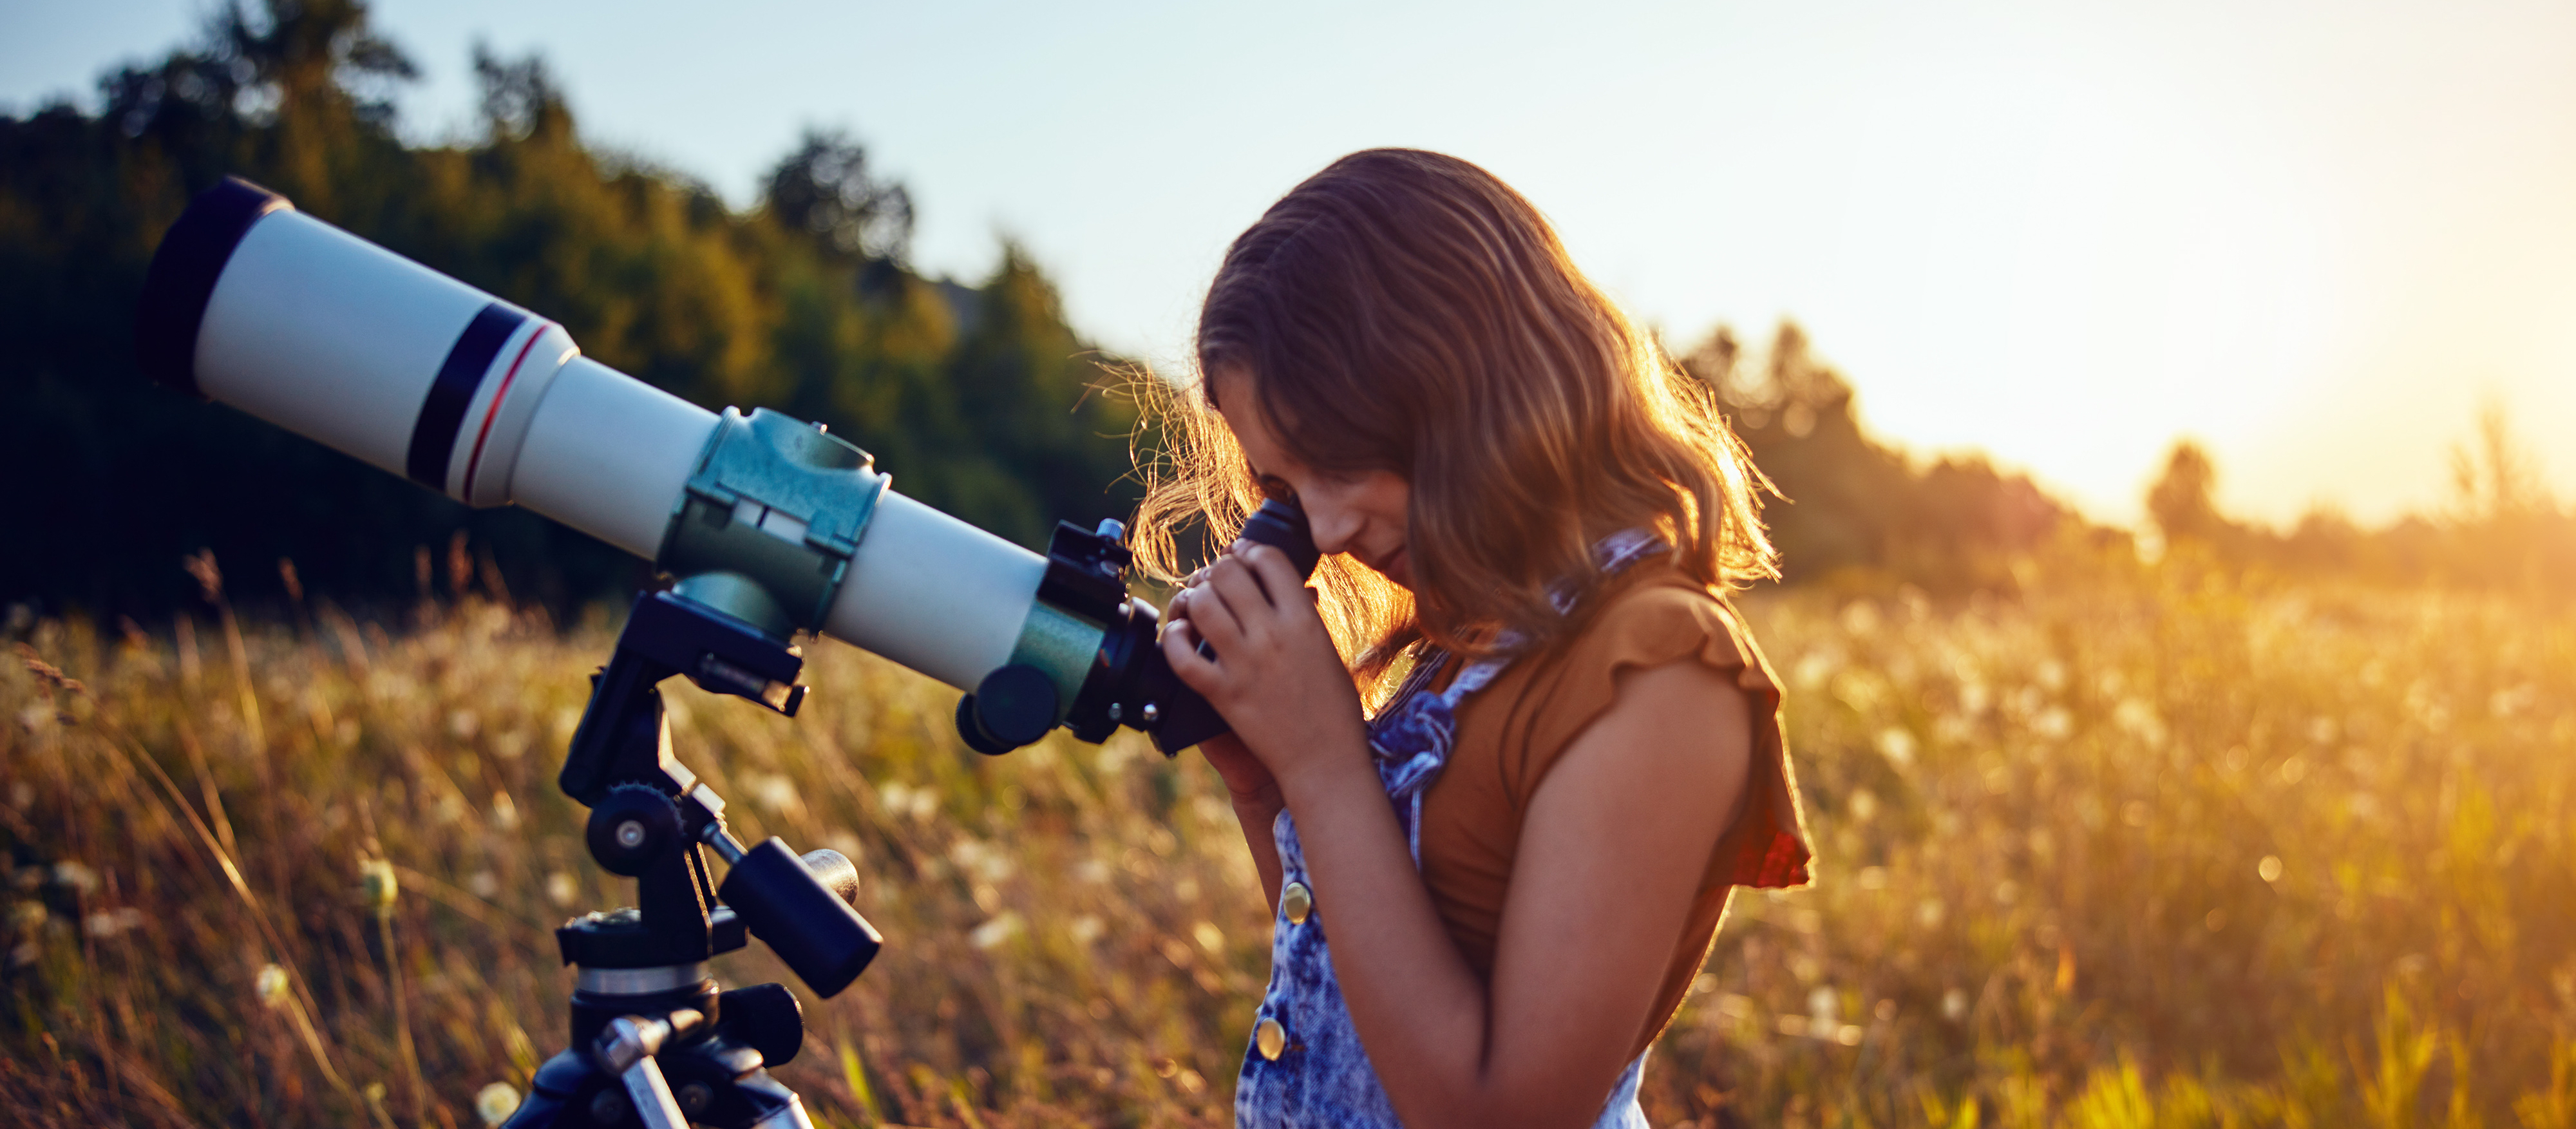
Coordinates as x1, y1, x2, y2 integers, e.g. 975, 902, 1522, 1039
1495, 574, 1812, 891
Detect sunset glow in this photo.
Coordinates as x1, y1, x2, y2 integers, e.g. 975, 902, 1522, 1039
8, 0, 2571, 524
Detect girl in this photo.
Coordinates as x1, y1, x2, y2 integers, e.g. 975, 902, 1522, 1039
1146, 149, 1810, 1129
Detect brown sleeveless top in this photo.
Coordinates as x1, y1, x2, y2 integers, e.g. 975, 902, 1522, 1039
1414, 555, 1812, 1058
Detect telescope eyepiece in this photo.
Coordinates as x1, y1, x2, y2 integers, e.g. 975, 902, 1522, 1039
1238, 497, 1321, 577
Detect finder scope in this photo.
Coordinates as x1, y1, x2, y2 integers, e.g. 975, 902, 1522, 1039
137, 176, 1316, 756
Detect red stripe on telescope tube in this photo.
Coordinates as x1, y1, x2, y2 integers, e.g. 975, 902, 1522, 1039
406, 302, 527, 489
460, 323, 556, 501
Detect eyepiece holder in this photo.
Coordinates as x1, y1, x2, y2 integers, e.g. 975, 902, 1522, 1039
961, 498, 1323, 757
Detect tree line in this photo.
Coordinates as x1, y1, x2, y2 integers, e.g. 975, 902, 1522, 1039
1, 0, 1142, 618
2142, 410, 2573, 593
1680, 322, 2573, 598
8, 0, 2551, 623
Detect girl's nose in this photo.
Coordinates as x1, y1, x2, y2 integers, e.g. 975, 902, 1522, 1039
1304, 503, 1364, 557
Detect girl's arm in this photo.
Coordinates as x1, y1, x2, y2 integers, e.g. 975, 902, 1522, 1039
1206, 732, 1287, 909
1168, 585, 1287, 909
1165, 545, 1752, 1129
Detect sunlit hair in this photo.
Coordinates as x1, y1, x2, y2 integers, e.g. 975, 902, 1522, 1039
1132, 148, 1776, 687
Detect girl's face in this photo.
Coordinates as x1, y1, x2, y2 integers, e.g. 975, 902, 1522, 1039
1211, 366, 1416, 590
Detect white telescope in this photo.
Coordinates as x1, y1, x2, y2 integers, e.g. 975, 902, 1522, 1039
136, 176, 1307, 754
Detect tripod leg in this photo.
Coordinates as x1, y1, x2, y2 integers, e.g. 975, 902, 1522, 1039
616, 1054, 692, 1129
731, 1071, 815, 1129
659, 1033, 815, 1129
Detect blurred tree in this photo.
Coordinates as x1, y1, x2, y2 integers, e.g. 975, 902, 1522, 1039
764, 127, 914, 269
2146, 440, 2238, 552
1680, 321, 2067, 593
471, 42, 569, 144
2139, 419, 2571, 594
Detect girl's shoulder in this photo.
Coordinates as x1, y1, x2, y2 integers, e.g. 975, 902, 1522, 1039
1498, 556, 1780, 757
1417, 551, 1812, 1030
1454, 553, 1810, 886
1576, 557, 1772, 669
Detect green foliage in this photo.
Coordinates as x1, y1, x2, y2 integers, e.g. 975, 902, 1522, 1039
0, 0, 1138, 619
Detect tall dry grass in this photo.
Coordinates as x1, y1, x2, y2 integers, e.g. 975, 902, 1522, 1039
3, 546, 2573, 1127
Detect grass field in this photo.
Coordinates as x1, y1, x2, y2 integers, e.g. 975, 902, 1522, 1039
5, 547, 2573, 1128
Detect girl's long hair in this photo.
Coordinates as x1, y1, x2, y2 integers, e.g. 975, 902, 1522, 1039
1132, 148, 1776, 688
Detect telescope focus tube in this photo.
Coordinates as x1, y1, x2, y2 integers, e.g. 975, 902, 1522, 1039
136, 176, 1043, 693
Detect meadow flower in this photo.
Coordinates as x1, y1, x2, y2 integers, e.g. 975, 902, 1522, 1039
255, 963, 291, 1010
970, 912, 1024, 950
475, 1082, 521, 1126
359, 859, 399, 917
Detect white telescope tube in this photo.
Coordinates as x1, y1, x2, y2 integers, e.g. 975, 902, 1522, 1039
138, 176, 1043, 692
829, 492, 1043, 690
507, 356, 715, 559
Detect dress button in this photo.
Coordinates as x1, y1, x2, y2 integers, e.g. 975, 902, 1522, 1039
1255, 1017, 1287, 1061
1280, 881, 1312, 925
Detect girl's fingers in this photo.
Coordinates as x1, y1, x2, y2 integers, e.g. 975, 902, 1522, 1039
1189, 578, 1250, 654
1160, 618, 1217, 692
1159, 618, 1226, 696
1235, 544, 1307, 604
1205, 560, 1278, 640
1170, 618, 1206, 670
1189, 565, 1251, 640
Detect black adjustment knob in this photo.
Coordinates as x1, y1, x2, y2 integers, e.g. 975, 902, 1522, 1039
718, 837, 883, 997
717, 982, 805, 1067
585, 784, 681, 877
955, 663, 1059, 755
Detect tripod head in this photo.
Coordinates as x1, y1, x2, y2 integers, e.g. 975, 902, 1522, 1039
558, 588, 882, 996
489, 588, 880, 1128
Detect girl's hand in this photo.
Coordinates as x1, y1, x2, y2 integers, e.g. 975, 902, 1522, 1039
1168, 569, 1281, 803
1160, 541, 1371, 801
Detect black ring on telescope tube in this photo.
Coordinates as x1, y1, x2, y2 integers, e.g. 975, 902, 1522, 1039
135, 176, 294, 398
406, 302, 529, 488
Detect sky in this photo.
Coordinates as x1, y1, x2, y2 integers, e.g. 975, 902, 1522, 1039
8, 0, 2574, 526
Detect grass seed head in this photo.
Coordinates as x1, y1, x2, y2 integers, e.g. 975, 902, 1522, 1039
475, 1082, 521, 1126
359, 859, 399, 916
255, 963, 290, 1010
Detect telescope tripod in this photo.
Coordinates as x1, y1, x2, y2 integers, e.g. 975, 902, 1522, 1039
504, 591, 884, 1129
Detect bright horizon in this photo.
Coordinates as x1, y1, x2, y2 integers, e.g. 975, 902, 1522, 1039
9, 0, 2573, 529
